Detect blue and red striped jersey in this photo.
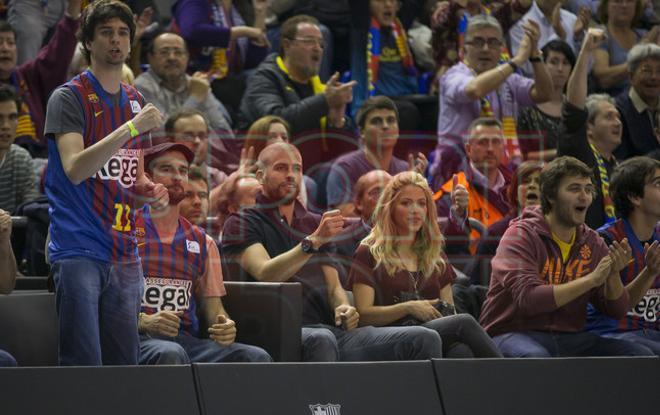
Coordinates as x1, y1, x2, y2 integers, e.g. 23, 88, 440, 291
46, 70, 151, 263
587, 218, 660, 333
136, 208, 208, 337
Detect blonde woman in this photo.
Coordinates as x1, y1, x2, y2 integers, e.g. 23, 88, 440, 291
350, 171, 502, 358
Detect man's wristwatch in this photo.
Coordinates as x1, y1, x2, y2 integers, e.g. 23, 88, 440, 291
301, 236, 318, 254
529, 51, 544, 63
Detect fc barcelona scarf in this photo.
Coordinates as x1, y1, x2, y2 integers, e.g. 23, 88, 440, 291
366, 17, 417, 96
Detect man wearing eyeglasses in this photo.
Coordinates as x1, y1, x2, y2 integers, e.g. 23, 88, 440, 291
429, 14, 552, 189
238, 15, 356, 136
135, 31, 239, 174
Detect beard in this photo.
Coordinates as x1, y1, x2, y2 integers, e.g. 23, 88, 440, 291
167, 184, 186, 205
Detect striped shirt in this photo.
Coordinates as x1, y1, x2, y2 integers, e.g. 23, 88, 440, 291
137, 208, 225, 337
0, 144, 39, 213
45, 70, 150, 263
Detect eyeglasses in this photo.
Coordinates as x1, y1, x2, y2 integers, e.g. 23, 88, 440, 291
465, 37, 503, 50
291, 37, 325, 49
154, 48, 187, 58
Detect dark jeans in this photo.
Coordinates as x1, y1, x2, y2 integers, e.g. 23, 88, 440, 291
423, 314, 503, 358
53, 257, 144, 366
493, 331, 656, 357
139, 334, 272, 364
301, 324, 442, 362
604, 329, 660, 356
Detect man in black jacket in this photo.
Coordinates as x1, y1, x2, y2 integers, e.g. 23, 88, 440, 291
238, 15, 355, 136
614, 43, 660, 160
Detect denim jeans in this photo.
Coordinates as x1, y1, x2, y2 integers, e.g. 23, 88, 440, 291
52, 257, 144, 366
423, 314, 503, 358
603, 329, 660, 356
493, 331, 656, 358
139, 334, 272, 364
301, 324, 443, 362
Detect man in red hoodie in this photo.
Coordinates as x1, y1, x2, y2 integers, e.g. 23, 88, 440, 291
479, 156, 655, 357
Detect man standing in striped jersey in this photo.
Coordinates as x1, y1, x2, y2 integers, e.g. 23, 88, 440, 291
44, 0, 166, 366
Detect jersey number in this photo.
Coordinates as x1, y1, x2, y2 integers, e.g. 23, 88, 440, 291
112, 203, 131, 232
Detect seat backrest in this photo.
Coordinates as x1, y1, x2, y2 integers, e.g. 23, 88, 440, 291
222, 281, 302, 362
0, 292, 58, 366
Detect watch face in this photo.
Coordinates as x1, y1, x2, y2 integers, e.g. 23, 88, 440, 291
301, 237, 312, 253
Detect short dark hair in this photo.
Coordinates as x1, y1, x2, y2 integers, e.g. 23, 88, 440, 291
540, 156, 595, 214
279, 14, 320, 57
188, 166, 208, 188
79, 0, 136, 62
0, 84, 21, 111
356, 96, 399, 131
542, 40, 576, 70
465, 117, 502, 142
611, 156, 660, 218
0, 20, 16, 37
164, 108, 209, 135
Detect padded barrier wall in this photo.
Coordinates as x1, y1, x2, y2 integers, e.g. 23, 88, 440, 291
1, 358, 658, 415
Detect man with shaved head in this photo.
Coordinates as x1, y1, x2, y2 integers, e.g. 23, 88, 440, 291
222, 142, 443, 361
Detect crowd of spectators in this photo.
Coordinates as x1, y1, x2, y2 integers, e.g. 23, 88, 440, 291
1, 0, 659, 366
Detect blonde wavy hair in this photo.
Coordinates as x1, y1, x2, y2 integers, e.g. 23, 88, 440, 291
362, 171, 446, 278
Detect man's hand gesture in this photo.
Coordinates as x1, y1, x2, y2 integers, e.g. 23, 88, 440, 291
141, 311, 182, 337
335, 304, 359, 331
309, 209, 344, 250
209, 315, 237, 346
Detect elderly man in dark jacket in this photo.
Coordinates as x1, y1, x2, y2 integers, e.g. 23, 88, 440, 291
238, 14, 355, 137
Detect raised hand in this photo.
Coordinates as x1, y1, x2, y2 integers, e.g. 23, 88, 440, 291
589, 255, 613, 287
609, 238, 633, 273
189, 72, 211, 100
325, 72, 356, 109
450, 174, 469, 218
131, 103, 164, 135
309, 209, 344, 249
643, 241, 660, 276
134, 6, 154, 42
582, 28, 607, 52
408, 152, 428, 175
573, 6, 590, 37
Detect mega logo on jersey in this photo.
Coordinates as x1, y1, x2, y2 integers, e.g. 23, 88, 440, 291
96, 148, 140, 188
629, 289, 659, 323
142, 277, 192, 312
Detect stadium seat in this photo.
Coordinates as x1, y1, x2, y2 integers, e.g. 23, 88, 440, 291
223, 281, 303, 362
0, 292, 58, 366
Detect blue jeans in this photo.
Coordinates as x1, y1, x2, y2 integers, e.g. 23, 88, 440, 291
0, 349, 17, 367
301, 324, 442, 362
139, 334, 272, 364
603, 330, 660, 356
423, 314, 502, 358
52, 257, 144, 366
493, 331, 655, 358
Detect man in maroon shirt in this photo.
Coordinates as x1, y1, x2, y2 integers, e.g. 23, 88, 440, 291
0, 0, 81, 157
479, 156, 654, 357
